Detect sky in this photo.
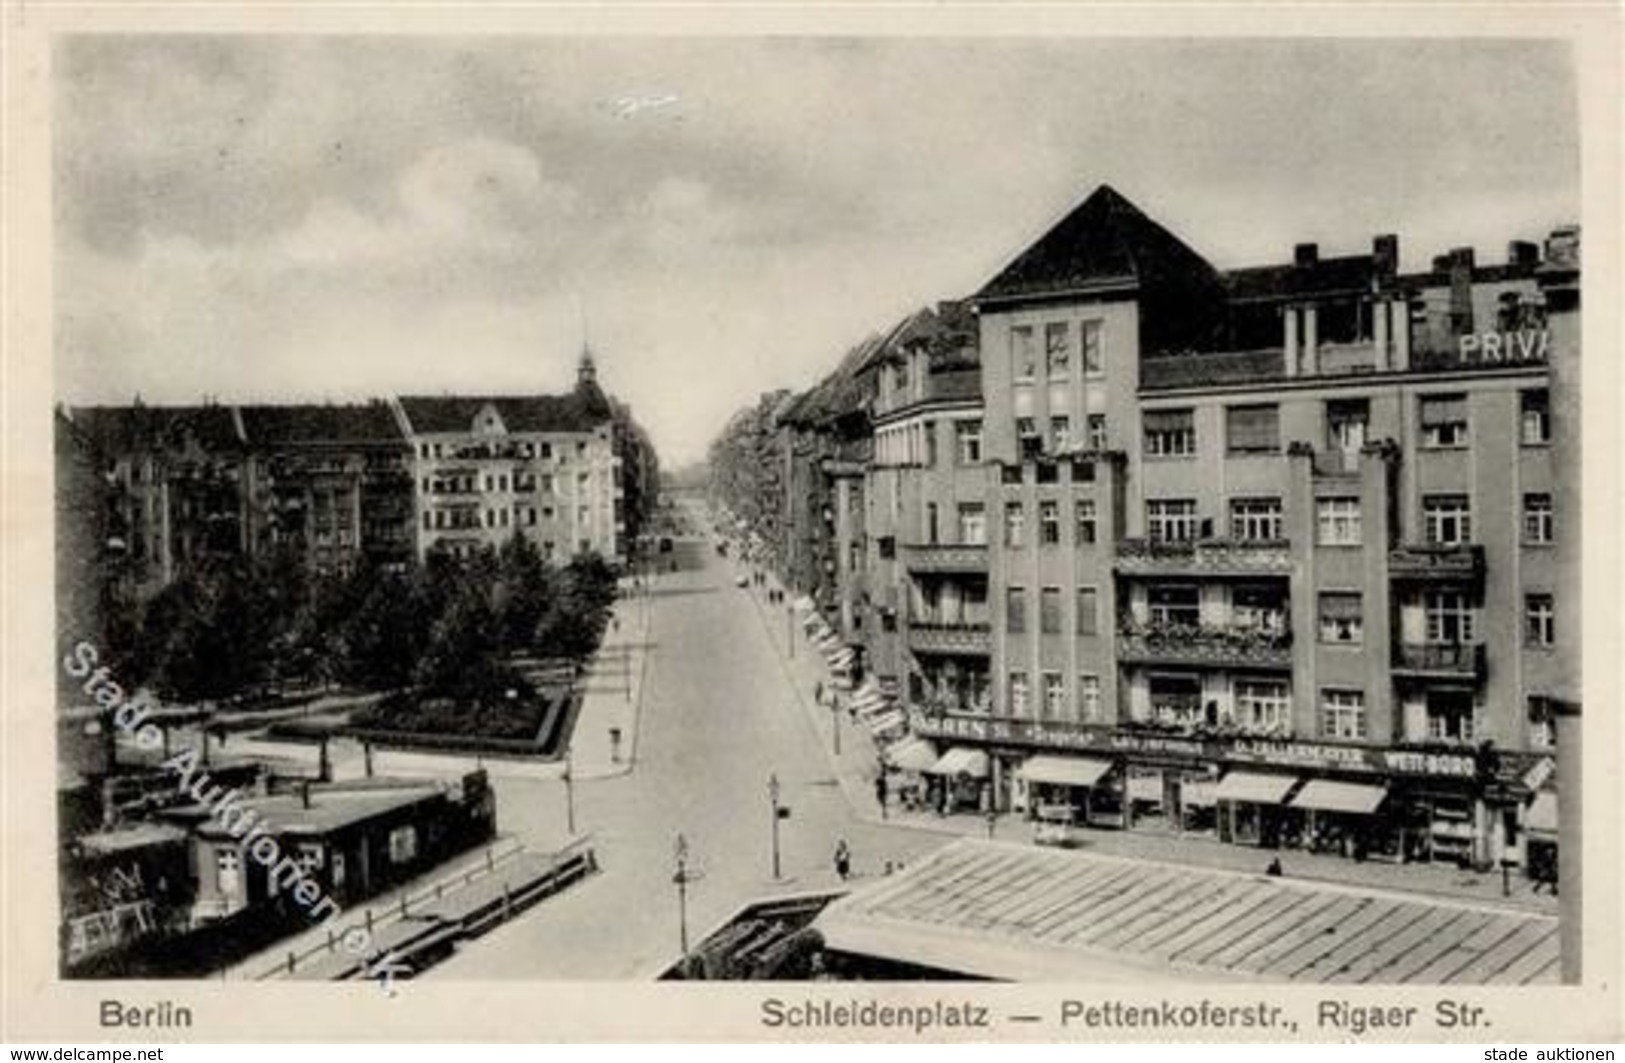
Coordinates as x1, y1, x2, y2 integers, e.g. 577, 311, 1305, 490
54, 36, 1579, 466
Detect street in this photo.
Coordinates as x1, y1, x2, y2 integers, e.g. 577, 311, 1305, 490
421, 523, 941, 980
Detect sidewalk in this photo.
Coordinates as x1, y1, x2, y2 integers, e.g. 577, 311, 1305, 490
567, 578, 656, 780
739, 568, 1560, 918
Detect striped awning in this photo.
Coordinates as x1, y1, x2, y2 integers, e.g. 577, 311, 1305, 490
868, 709, 906, 735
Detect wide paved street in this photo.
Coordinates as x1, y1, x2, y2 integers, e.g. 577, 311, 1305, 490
422, 528, 942, 980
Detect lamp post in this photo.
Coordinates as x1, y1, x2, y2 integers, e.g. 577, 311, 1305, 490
786, 603, 794, 659
672, 834, 691, 955
562, 752, 576, 835
831, 696, 842, 757
768, 773, 784, 880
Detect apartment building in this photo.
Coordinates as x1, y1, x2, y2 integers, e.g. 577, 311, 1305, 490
903, 184, 1577, 871
395, 353, 625, 564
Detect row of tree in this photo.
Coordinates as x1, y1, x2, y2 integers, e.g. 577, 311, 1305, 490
94, 536, 619, 707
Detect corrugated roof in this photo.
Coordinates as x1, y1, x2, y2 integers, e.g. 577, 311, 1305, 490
976, 184, 1220, 304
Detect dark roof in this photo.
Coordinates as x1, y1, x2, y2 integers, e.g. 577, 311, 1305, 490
1223, 255, 1379, 302
69, 404, 244, 456
238, 403, 404, 446
976, 184, 1220, 304
396, 389, 612, 435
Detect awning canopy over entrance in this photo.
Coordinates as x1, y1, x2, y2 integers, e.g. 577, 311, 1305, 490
1527, 791, 1559, 835
884, 737, 939, 773
926, 746, 990, 779
1289, 779, 1389, 815
1213, 770, 1298, 805
1018, 755, 1116, 788
867, 709, 906, 735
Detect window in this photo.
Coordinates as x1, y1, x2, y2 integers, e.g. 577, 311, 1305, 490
1075, 499, 1097, 545
1528, 696, 1556, 750
1035, 462, 1058, 484
1317, 497, 1363, 546
1011, 326, 1037, 380
1039, 501, 1061, 545
892, 361, 910, 396
1077, 587, 1099, 636
1420, 394, 1469, 448
1009, 672, 1030, 718
877, 536, 896, 560
1040, 587, 1063, 634
388, 825, 418, 864
1017, 418, 1042, 459
1004, 502, 1026, 547
1235, 680, 1290, 735
1320, 690, 1367, 740
1079, 675, 1102, 721
1327, 398, 1370, 454
1045, 322, 1070, 377
1146, 499, 1200, 542
955, 420, 983, 465
216, 849, 241, 896
1149, 674, 1202, 726
1523, 493, 1554, 545
1051, 416, 1072, 452
924, 503, 939, 545
1318, 593, 1364, 644
957, 503, 987, 545
1425, 693, 1477, 743
1525, 594, 1555, 648
1424, 590, 1477, 644
1006, 587, 1027, 634
1230, 497, 1283, 542
1423, 494, 1472, 546
1148, 584, 1200, 628
1521, 389, 1551, 446
1226, 404, 1280, 454
1043, 672, 1067, 719
1232, 585, 1287, 633
1144, 408, 1196, 457
1072, 459, 1095, 483
1081, 320, 1104, 376
1087, 414, 1108, 451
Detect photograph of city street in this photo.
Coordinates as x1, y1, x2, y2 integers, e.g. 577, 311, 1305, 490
52, 35, 1580, 987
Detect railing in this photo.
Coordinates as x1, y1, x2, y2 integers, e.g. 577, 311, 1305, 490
900, 543, 988, 573
1393, 642, 1488, 679
907, 622, 992, 656
1115, 538, 1292, 576
1118, 624, 1293, 669
1311, 449, 1364, 477
1388, 544, 1485, 581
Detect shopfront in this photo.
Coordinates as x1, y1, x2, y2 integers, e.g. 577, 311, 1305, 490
923, 746, 989, 813
1525, 790, 1558, 886
1123, 765, 1219, 834
1287, 779, 1400, 861
1016, 754, 1123, 829
1213, 771, 1301, 848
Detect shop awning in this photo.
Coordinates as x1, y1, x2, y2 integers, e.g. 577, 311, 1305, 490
826, 647, 855, 668
1213, 771, 1298, 805
884, 737, 939, 773
868, 710, 906, 735
850, 691, 888, 716
793, 596, 816, 613
1182, 780, 1217, 807
1289, 779, 1389, 815
926, 747, 990, 779
1527, 791, 1559, 834
1126, 774, 1164, 803
1017, 755, 1115, 788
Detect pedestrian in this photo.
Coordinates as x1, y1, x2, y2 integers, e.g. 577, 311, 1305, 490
833, 839, 851, 881
814, 680, 824, 706
1265, 857, 1283, 877
874, 773, 889, 820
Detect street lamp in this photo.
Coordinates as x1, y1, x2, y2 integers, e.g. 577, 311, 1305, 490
831, 696, 842, 757
786, 604, 795, 659
562, 752, 576, 835
672, 834, 692, 955
768, 773, 786, 880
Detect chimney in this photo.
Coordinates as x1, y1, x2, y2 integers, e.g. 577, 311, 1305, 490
1372, 234, 1399, 280
1508, 240, 1540, 268
1448, 247, 1476, 335
1294, 243, 1319, 268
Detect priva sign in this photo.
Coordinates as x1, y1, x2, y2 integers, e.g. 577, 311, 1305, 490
1456, 329, 1549, 365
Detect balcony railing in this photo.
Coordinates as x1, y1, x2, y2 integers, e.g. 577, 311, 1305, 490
1392, 642, 1488, 679
1388, 544, 1485, 581
1118, 623, 1293, 670
907, 622, 993, 656
900, 543, 988, 574
1115, 538, 1292, 577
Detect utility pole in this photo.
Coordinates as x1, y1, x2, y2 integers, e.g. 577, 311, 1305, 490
673, 834, 691, 955
563, 752, 576, 835
768, 773, 784, 880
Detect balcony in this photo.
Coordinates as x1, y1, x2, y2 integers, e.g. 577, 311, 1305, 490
1392, 642, 1488, 680
1388, 544, 1485, 582
1118, 624, 1293, 670
901, 543, 988, 575
908, 622, 992, 656
1115, 538, 1292, 577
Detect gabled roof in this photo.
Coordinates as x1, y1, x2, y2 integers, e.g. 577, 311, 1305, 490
238, 402, 404, 446
396, 390, 612, 436
976, 184, 1220, 305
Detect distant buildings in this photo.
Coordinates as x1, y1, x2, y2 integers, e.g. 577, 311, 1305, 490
710, 184, 1578, 877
